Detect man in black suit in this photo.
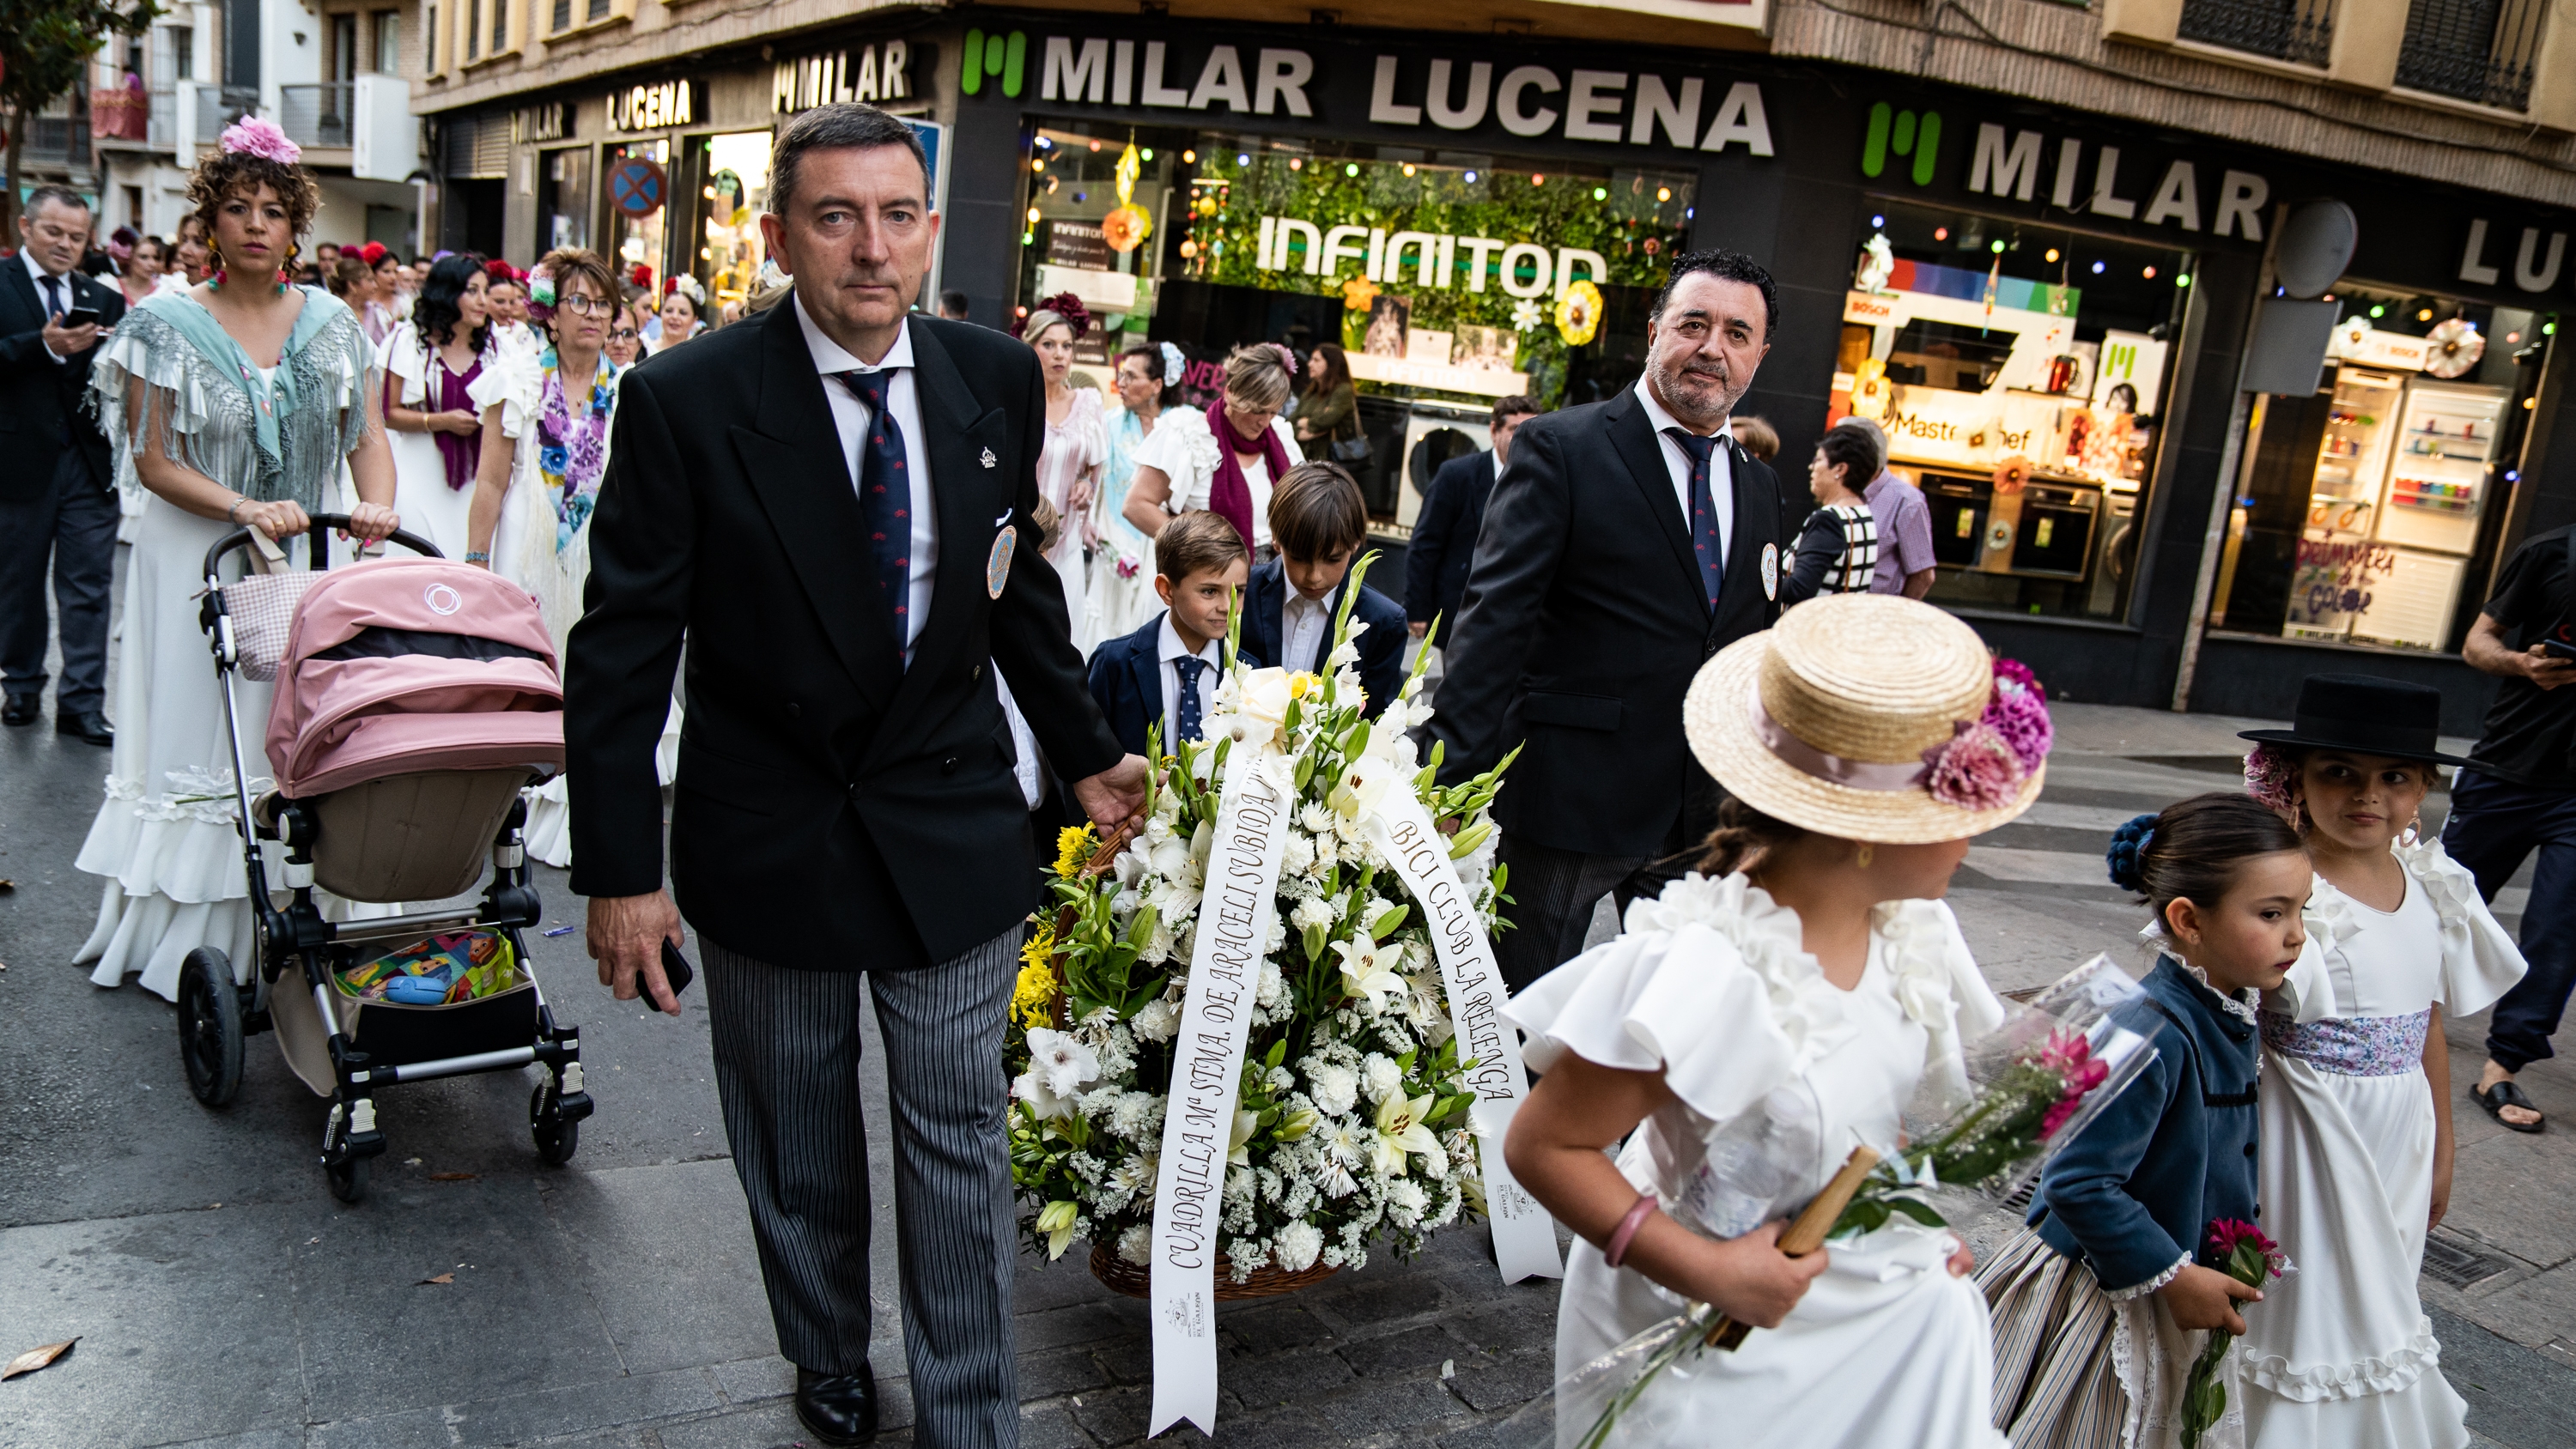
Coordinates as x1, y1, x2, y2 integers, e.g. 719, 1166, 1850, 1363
1428, 250, 1789, 993
567, 105, 1146, 1449
1405, 394, 1539, 653
1, 185, 126, 745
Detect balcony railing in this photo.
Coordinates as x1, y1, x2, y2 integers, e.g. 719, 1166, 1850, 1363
281, 82, 355, 149
2396, 0, 2546, 109
92, 82, 149, 140
21, 114, 81, 168
2177, 0, 2337, 66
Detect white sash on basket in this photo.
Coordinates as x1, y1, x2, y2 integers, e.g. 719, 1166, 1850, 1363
1362, 789, 1562, 1285
1146, 744, 1294, 1439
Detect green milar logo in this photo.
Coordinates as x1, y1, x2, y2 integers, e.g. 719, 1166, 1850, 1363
960, 30, 1028, 99
1861, 102, 1941, 187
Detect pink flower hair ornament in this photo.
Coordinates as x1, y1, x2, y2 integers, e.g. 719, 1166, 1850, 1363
1918, 656, 2051, 811
2244, 743, 2301, 822
219, 116, 302, 166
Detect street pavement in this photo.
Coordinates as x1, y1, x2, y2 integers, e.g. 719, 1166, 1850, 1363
5, 627, 2574, 1446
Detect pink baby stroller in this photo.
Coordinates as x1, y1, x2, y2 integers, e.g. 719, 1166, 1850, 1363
176, 514, 592, 1203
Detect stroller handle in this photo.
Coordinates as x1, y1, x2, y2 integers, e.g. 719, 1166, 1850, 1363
203, 512, 445, 581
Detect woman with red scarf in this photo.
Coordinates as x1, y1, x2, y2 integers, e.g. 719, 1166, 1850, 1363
1120, 343, 1299, 561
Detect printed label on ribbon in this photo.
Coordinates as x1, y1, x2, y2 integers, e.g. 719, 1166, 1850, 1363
1363, 790, 1564, 1285
1145, 745, 1293, 1440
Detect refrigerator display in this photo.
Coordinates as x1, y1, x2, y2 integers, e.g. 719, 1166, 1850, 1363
2377, 380, 2505, 555
2312, 368, 2403, 506
2350, 547, 2471, 651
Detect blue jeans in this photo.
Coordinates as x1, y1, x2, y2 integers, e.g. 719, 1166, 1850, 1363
2441, 767, 2576, 1072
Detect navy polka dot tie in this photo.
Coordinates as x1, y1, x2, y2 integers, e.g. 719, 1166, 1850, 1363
839, 370, 913, 638
1664, 427, 1724, 609
1173, 656, 1207, 743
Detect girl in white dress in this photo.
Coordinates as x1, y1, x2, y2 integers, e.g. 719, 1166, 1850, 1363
75, 120, 402, 998
1123, 343, 1301, 558
1087, 340, 1178, 646
379, 253, 513, 561
2237, 675, 2526, 1449
1505, 593, 2054, 1449
1020, 300, 1104, 650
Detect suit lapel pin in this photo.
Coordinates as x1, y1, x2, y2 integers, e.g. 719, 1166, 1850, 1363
979, 446, 998, 470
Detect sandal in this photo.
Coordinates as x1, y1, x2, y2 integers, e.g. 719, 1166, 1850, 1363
2475, 1080, 2546, 1134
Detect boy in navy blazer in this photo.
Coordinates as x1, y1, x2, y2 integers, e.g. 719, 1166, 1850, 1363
1089, 510, 1255, 758
1242, 461, 1408, 718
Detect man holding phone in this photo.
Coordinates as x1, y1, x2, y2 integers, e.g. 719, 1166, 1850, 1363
1, 185, 126, 746
2445, 523, 2576, 1132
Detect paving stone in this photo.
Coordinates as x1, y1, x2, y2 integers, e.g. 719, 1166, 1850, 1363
1339, 1321, 1487, 1379
1448, 1347, 1557, 1413
1223, 1343, 1357, 1407
704, 1354, 793, 1404
1018, 1342, 1115, 1399
1216, 1302, 1333, 1355
1018, 1398, 1099, 1449
1014, 1300, 1137, 1354
307, 1367, 725, 1449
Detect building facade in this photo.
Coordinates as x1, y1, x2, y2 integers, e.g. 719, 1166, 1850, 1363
410, 0, 2576, 728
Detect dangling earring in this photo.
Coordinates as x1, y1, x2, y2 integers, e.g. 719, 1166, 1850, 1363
208, 246, 228, 291
276, 242, 296, 295
1856, 842, 1874, 869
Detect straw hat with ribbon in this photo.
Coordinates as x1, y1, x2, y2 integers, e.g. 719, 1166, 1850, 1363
1684, 593, 2052, 843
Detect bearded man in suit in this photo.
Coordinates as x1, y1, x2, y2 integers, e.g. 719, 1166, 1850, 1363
1428, 250, 1792, 993
567, 104, 1147, 1448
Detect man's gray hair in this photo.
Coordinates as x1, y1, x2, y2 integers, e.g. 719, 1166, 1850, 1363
769, 105, 929, 216
1830, 415, 1889, 477
23, 185, 94, 220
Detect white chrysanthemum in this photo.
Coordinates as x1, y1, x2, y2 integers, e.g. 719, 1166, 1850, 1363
1361, 1052, 1403, 1106
1257, 960, 1290, 1010
1388, 1177, 1429, 1215
1131, 997, 1181, 1042
1281, 829, 1317, 876
1110, 1092, 1165, 1140
1307, 1063, 1359, 1117
1117, 1222, 1152, 1265
1299, 802, 1334, 834
1273, 1220, 1325, 1272
1137, 920, 1176, 966
1265, 912, 1287, 953
1289, 895, 1336, 933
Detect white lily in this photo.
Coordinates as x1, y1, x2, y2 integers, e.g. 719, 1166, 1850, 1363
1371, 1091, 1439, 1176
1036, 1198, 1080, 1260
1333, 934, 1406, 1015
1025, 1027, 1101, 1098
1228, 1108, 1261, 1166
1329, 755, 1393, 820
1231, 666, 1294, 747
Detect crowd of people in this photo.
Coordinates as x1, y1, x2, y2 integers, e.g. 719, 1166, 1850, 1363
7, 100, 2573, 1449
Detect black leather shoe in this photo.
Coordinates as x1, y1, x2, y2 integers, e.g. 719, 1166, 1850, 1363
56, 709, 112, 747
1, 697, 35, 726
793, 1365, 878, 1446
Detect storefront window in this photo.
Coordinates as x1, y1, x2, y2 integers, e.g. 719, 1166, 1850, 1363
1015, 118, 1694, 520
683, 130, 773, 319
538, 146, 590, 253
1835, 199, 2191, 623
2208, 288, 2551, 652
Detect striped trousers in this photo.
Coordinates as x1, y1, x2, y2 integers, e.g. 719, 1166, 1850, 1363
702, 928, 1024, 1449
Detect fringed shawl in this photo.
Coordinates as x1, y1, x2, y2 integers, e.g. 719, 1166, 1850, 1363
88, 287, 374, 513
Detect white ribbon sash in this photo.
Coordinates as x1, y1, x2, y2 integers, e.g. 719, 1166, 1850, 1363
1363, 790, 1564, 1284
1146, 745, 1293, 1439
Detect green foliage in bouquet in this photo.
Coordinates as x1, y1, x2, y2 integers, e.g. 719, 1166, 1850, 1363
1006, 557, 1520, 1276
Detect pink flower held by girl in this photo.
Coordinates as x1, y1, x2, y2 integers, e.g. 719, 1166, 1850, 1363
2037, 1029, 2111, 1137
219, 116, 302, 166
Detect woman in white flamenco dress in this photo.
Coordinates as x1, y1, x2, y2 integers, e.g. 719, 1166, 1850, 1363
74, 124, 402, 998
2245, 834, 2523, 1447
1504, 593, 2054, 1449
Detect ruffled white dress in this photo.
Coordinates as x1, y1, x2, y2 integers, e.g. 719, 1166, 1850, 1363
1036, 387, 1105, 650
1086, 405, 1164, 648
380, 322, 513, 561
2244, 838, 2525, 1449
74, 291, 373, 998
1127, 408, 1301, 554
1507, 873, 2010, 1449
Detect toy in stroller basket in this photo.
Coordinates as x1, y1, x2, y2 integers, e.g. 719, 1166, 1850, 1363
174, 514, 592, 1203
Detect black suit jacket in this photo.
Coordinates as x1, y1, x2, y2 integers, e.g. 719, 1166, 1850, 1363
0, 261, 124, 500
1428, 387, 1786, 858
565, 301, 1125, 970
1405, 449, 1496, 651
1239, 556, 1408, 718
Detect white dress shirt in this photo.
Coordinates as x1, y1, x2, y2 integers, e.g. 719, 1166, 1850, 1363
798, 294, 938, 660
1633, 377, 1733, 573
1282, 575, 1330, 676
25, 252, 75, 363
1157, 612, 1224, 748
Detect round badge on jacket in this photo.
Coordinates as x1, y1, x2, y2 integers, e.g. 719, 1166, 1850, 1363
987, 525, 1017, 599
1760, 542, 1779, 601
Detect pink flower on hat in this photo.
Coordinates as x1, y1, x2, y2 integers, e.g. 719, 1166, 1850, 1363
219, 116, 302, 165
1923, 721, 2025, 811
1984, 658, 2052, 773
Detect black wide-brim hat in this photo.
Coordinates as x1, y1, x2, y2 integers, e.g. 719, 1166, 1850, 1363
2239, 673, 2474, 767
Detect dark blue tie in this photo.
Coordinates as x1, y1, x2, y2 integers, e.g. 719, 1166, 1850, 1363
839, 371, 913, 638
1173, 656, 1207, 743
1665, 427, 1724, 609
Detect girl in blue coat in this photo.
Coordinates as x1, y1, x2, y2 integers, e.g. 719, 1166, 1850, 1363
1980, 792, 2312, 1448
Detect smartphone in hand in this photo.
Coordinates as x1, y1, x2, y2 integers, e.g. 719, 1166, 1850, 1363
648, 939, 696, 1009
58, 306, 104, 330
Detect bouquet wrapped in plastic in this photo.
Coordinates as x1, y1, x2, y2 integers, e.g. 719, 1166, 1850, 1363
1510, 955, 2160, 1449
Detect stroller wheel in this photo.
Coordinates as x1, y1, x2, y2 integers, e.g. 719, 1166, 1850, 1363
531, 1085, 580, 1167
177, 948, 246, 1107
325, 1154, 369, 1203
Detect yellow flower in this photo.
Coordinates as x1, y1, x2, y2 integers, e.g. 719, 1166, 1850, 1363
1288, 670, 1322, 700
1554, 280, 1604, 347
1012, 926, 1059, 1031
1054, 824, 1097, 878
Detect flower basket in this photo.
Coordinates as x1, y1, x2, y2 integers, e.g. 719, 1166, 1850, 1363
1087, 1242, 1340, 1301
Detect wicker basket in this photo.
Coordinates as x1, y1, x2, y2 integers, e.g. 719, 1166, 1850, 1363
1089, 1243, 1340, 1301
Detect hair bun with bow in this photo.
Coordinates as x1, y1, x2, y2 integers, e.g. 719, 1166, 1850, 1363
2105, 813, 2159, 894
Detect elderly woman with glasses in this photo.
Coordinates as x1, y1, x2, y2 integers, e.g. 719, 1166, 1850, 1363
1121, 342, 1299, 561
